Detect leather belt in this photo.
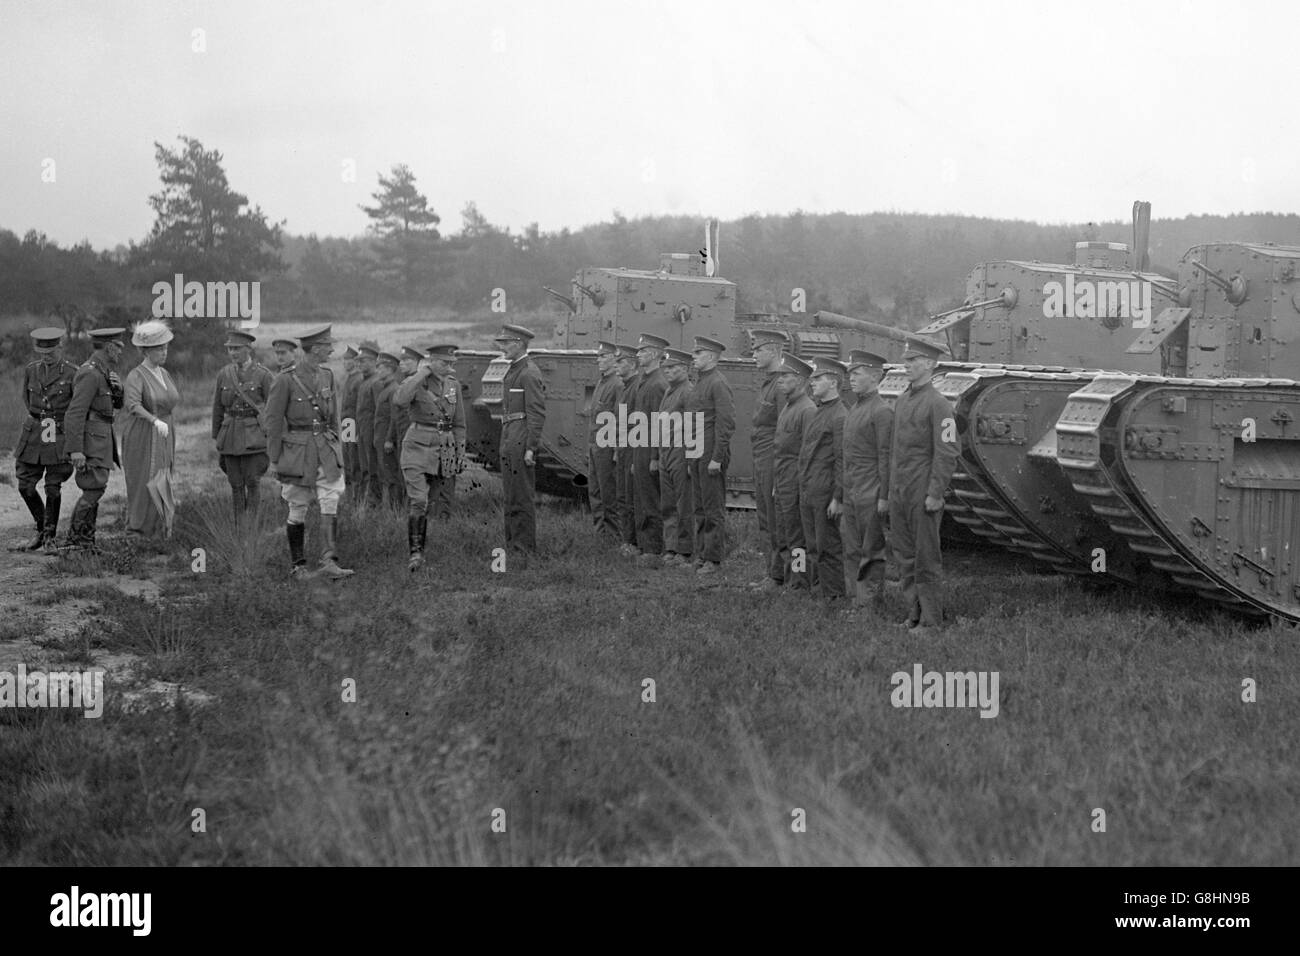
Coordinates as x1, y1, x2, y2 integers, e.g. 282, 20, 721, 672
502, 412, 526, 423
89, 411, 115, 423
30, 412, 65, 422
411, 421, 454, 432
288, 423, 331, 435
227, 410, 261, 419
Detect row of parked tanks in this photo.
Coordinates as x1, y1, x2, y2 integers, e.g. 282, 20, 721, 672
453, 207, 1300, 623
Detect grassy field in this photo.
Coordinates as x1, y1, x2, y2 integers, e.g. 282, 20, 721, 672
1, 472, 1296, 866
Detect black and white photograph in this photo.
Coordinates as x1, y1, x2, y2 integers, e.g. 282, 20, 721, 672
0, 0, 1290, 925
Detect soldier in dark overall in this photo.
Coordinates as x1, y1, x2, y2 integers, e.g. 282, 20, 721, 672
372, 351, 403, 508
748, 328, 789, 590
63, 327, 127, 552
494, 325, 546, 553
890, 338, 959, 635
799, 357, 848, 600
613, 344, 640, 553
841, 349, 893, 609
265, 325, 353, 580
630, 332, 669, 561
271, 337, 298, 373
340, 345, 362, 499
11, 327, 78, 551
770, 352, 814, 589
651, 347, 695, 567
684, 335, 734, 575
587, 340, 622, 537
211, 330, 274, 521
354, 343, 380, 506
395, 344, 465, 571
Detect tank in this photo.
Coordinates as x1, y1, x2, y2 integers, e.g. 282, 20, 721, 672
455, 234, 916, 507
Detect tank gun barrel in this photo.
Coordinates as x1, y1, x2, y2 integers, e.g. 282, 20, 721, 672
544, 286, 577, 313
574, 281, 606, 307
1190, 260, 1249, 304
1136, 273, 1180, 300
1190, 260, 1231, 292
812, 311, 914, 343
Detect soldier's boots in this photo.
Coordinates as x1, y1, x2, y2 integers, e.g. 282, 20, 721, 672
407, 515, 427, 572
66, 502, 100, 554
286, 522, 312, 579
14, 489, 45, 550
318, 515, 354, 579
43, 494, 62, 550
231, 486, 247, 520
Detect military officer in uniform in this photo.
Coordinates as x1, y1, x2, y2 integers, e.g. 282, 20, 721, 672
271, 336, 298, 373
211, 330, 275, 521
11, 327, 78, 551
841, 349, 893, 609
651, 347, 695, 566
748, 328, 790, 590
265, 324, 354, 580
63, 327, 127, 552
890, 337, 959, 634
770, 352, 815, 589
587, 340, 622, 537
799, 357, 848, 600
630, 332, 669, 561
372, 351, 403, 508
395, 344, 465, 571
494, 324, 546, 553
355, 343, 381, 505
388, 345, 424, 502
684, 335, 734, 575
341, 345, 363, 498
613, 344, 640, 553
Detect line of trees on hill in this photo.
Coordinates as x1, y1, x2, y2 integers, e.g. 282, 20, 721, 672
4, 135, 1300, 331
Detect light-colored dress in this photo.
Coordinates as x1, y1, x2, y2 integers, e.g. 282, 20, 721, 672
122, 361, 181, 536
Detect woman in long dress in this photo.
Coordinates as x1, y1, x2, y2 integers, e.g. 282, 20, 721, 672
122, 319, 181, 539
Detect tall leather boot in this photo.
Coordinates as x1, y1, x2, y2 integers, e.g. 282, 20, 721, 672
42, 493, 62, 550
287, 522, 310, 578
245, 482, 260, 521
407, 514, 425, 572
231, 485, 246, 520
318, 515, 354, 579
16, 488, 44, 550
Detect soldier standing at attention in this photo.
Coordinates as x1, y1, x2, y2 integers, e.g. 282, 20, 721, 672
587, 340, 623, 537
341, 345, 363, 501
770, 353, 815, 589
395, 344, 465, 571
630, 332, 669, 562
372, 351, 402, 508
748, 328, 789, 590
272, 337, 299, 373
684, 335, 734, 576
355, 344, 380, 506
388, 346, 423, 509
841, 350, 893, 610
799, 357, 848, 600
63, 327, 127, 552
651, 347, 695, 567
614, 344, 641, 555
890, 338, 959, 635
265, 325, 353, 580
494, 325, 546, 553
212, 330, 275, 522
11, 327, 78, 551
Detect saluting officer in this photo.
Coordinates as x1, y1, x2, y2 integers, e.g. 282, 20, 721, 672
841, 350, 893, 609
684, 335, 734, 575
748, 328, 790, 590
890, 337, 959, 634
652, 347, 695, 566
494, 324, 546, 553
630, 332, 669, 561
265, 324, 353, 580
587, 340, 623, 537
11, 327, 78, 551
799, 357, 848, 600
614, 343, 641, 556
211, 329, 275, 521
63, 327, 127, 552
388, 346, 423, 483
395, 344, 465, 571
770, 352, 815, 589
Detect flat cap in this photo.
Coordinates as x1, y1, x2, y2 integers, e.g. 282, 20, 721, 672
809, 356, 848, 378
225, 330, 257, 348
400, 345, 426, 361
376, 351, 399, 365
662, 347, 693, 366
692, 335, 726, 354
637, 332, 672, 350
426, 344, 458, 359
343, 345, 360, 359
750, 328, 790, 347
357, 344, 379, 358
597, 340, 619, 355
272, 337, 299, 350
493, 324, 535, 342
297, 324, 334, 348
89, 327, 126, 343
847, 349, 888, 371
615, 344, 639, 361
901, 337, 946, 361
30, 327, 65, 347
776, 352, 813, 376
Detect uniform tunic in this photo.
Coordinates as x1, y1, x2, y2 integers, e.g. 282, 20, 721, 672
653, 377, 695, 557
798, 394, 846, 598
841, 390, 893, 595
266, 365, 344, 487
587, 368, 622, 536
889, 377, 959, 626
630, 366, 667, 553
356, 370, 379, 498
773, 392, 814, 585
614, 371, 641, 545
500, 354, 546, 550
341, 368, 365, 490
373, 374, 402, 497
64, 350, 124, 541
752, 370, 785, 580
395, 370, 465, 519
211, 360, 274, 488
15, 356, 77, 495
684, 365, 735, 564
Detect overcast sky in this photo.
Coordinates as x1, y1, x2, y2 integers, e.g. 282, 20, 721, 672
1, 0, 1296, 249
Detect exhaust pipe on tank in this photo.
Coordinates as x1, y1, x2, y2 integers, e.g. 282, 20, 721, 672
1132, 200, 1151, 273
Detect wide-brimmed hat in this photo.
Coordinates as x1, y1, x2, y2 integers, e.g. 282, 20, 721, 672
131, 319, 174, 348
